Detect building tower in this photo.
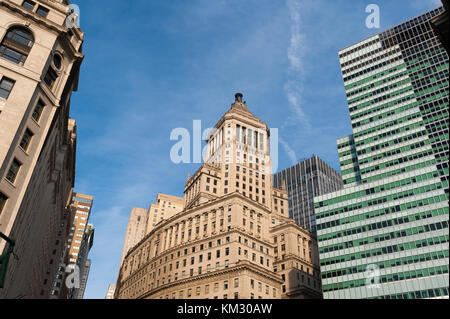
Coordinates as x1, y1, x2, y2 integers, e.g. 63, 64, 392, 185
115, 94, 322, 300
71, 223, 94, 299
273, 156, 343, 233
0, 0, 84, 299
119, 207, 150, 267
314, 7, 449, 299
105, 283, 116, 299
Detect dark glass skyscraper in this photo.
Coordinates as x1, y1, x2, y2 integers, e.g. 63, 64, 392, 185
314, 7, 449, 299
273, 156, 343, 233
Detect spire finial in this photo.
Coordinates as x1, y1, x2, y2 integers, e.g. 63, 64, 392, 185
235, 93, 243, 103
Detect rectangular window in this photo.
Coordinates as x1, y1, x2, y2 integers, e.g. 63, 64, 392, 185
6, 158, 21, 184
36, 5, 49, 18
44, 67, 58, 88
21, 0, 35, 11
0, 77, 15, 100
19, 128, 34, 151
32, 100, 45, 122
0, 192, 8, 215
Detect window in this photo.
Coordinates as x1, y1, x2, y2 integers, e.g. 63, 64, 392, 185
0, 77, 15, 100
19, 128, 33, 151
36, 5, 49, 18
0, 192, 8, 215
0, 27, 34, 65
22, 0, 36, 11
6, 158, 21, 184
53, 53, 62, 70
44, 66, 58, 89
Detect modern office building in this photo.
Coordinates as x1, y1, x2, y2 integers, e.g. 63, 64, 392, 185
114, 94, 322, 299
314, 7, 449, 299
273, 156, 343, 233
52, 193, 93, 299
75, 258, 91, 299
67, 194, 94, 264
71, 223, 94, 299
0, 0, 84, 299
430, 0, 449, 53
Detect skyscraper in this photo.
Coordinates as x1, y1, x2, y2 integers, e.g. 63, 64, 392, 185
114, 94, 322, 299
0, 0, 84, 299
314, 7, 449, 299
119, 194, 185, 268
146, 193, 184, 234
119, 207, 149, 267
76, 259, 92, 299
72, 224, 94, 299
67, 194, 94, 265
105, 283, 116, 299
54, 193, 94, 299
273, 156, 343, 233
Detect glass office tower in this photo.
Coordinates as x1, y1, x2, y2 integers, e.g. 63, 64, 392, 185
273, 156, 343, 233
314, 7, 449, 299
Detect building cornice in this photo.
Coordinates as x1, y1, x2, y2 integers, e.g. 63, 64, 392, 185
129, 260, 283, 299
1, 0, 66, 34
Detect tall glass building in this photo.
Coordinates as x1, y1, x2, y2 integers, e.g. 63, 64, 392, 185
314, 7, 449, 299
273, 156, 343, 233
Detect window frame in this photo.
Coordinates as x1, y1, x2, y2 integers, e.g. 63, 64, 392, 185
0, 26, 34, 66
6, 158, 22, 184
0, 77, 15, 100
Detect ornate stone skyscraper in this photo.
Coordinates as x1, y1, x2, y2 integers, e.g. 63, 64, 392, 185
0, 0, 84, 298
115, 94, 322, 299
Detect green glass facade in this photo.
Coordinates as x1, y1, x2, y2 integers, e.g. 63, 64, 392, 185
314, 7, 449, 299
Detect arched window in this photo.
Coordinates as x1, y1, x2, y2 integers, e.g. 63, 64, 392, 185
0, 26, 34, 66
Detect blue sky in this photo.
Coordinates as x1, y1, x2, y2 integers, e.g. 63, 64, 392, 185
70, 0, 442, 299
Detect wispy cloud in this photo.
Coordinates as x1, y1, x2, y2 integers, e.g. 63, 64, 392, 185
283, 0, 311, 131
279, 137, 298, 165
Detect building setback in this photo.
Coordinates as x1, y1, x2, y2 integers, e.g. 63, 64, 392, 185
314, 7, 449, 299
273, 156, 343, 233
0, 0, 84, 299
115, 94, 322, 299
119, 196, 185, 269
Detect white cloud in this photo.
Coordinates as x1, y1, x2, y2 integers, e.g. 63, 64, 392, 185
284, 0, 311, 131
279, 137, 298, 165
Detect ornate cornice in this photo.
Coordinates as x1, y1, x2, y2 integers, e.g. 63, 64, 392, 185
1, 0, 67, 34
130, 260, 283, 299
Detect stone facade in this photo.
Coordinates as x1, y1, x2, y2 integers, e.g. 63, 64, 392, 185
115, 94, 322, 299
0, 0, 84, 299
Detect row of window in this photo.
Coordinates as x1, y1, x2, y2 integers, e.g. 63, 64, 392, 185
22, 0, 50, 18
0, 99, 46, 214
320, 220, 449, 254
322, 249, 448, 279
320, 234, 448, 266
323, 264, 449, 293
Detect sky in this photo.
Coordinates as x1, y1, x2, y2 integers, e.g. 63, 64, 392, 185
69, 0, 443, 299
